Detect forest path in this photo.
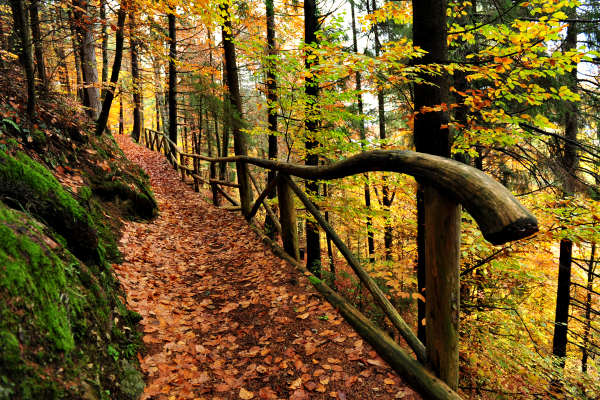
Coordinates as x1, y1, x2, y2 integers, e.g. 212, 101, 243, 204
114, 135, 418, 400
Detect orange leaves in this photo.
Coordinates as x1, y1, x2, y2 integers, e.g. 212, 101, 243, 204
219, 302, 239, 313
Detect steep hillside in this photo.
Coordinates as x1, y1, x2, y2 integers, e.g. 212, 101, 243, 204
0, 64, 157, 399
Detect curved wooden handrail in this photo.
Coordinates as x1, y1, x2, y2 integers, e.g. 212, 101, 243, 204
149, 128, 538, 245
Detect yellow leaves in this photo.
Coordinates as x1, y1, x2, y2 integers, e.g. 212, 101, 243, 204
296, 312, 310, 319
239, 388, 254, 399
289, 377, 303, 389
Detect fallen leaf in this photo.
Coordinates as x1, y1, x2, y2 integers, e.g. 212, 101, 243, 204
290, 377, 303, 389
239, 388, 254, 399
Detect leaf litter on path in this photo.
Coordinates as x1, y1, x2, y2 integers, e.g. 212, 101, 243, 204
114, 136, 420, 400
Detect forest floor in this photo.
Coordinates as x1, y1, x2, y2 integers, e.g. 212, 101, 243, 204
113, 135, 420, 400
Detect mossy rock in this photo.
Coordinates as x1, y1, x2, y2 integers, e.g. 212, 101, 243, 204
91, 179, 157, 220
0, 150, 99, 262
0, 202, 143, 399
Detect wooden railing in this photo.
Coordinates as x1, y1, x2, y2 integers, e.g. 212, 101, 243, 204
141, 128, 538, 400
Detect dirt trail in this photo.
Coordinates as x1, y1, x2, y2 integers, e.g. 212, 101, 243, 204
114, 136, 419, 400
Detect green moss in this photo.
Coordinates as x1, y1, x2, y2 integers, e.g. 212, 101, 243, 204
0, 331, 19, 367
119, 360, 144, 400
91, 180, 157, 220
0, 150, 99, 262
0, 205, 77, 353
78, 186, 93, 203
0, 201, 144, 399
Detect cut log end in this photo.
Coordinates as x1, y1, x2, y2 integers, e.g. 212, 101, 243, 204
484, 216, 539, 245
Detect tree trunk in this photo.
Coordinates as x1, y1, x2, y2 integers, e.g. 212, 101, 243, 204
72, 0, 101, 119
168, 11, 178, 164
552, 238, 573, 369
10, 0, 35, 116
100, 0, 108, 90
119, 88, 124, 135
264, 0, 279, 238
68, 10, 84, 103
551, 12, 579, 378
416, 187, 426, 343
351, 0, 374, 260
28, 0, 47, 88
581, 243, 595, 373
130, 11, 142, 141
220, 1, 253, 217
413, 0, 460, 389
95, 5, 126, 135
153, 57, 166, 131
304, 0, 322, 277
367, 0, 393, 261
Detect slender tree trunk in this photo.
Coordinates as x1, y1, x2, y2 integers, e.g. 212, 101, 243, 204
10, 0, 35, 116
552, 13, 579, 378
413, 0, 460, 389
68, 11, 84, 102
153, 58, 166, 131
100, 0, 108, 90
220, 1, 253, 217
264, 0, 279, 238
168, 11, 177, 164
119, 88, 124, 135
29, 0, 47, 88
130, 11, 142, 141
323, 183, 335, 287
207, 29, 226, 186
368, 0, 393, 260
581, 243, 595, 373
552, 239, 573, 369
95, 5, 126, 135
304, 0, 322, 277
351, 0, 374, 260
55, 45, 71, 92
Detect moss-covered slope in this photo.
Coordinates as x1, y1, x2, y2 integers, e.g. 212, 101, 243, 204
0, 63, 157, 399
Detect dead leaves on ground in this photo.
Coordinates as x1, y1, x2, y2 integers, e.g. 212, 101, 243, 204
114, 136, 418, 400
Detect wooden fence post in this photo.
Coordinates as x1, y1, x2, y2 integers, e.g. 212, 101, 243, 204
277, 174, 299, 260
180, 153, 185, 181
424, 185, 461, 389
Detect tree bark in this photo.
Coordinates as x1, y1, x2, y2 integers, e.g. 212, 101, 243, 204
351, 0, 375, 260
220, 1, 253, 217
581, 243, 595, 373
95, 6, 126, 136
369, 0, 393, 261
264, 0, 279, 238
552, 238, 573, 368
68, 10, 84, 102
119, 88, 124, 135
29, 0, 47, 88
100, 0, 108, 89
130, 11, 142, 141
168, 11, 178, 164
72, 0, 101, 119
152, 57, 165, 131
10, 0, 35, 116
551, 12, 579, 376
304, 0, 322, 276
416, 186, 426, 343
